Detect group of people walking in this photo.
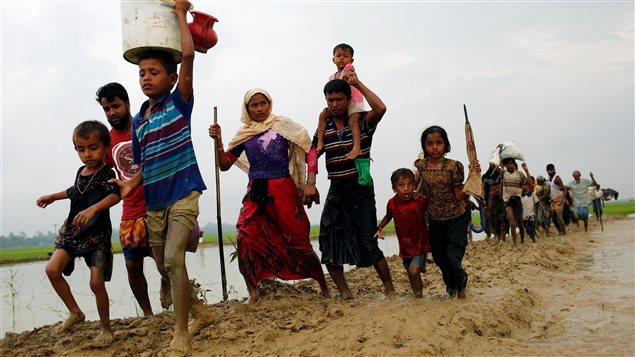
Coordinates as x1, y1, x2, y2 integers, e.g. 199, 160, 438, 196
482, 159, 600, 245
35, 0, 574, 354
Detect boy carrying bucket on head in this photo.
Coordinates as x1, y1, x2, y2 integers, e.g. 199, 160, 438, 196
375, 168, 430, 298
110, 0, 207, 354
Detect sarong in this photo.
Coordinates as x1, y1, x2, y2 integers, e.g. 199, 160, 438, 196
236, 177, 325, 287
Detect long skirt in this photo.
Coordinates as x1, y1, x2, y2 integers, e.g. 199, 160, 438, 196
428, 210, 470, 292
319, 179, 384, 268
236, 177, 325, 287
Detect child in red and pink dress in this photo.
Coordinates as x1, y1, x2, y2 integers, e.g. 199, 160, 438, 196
316, 43, 365, 159
375, 168, 430, 298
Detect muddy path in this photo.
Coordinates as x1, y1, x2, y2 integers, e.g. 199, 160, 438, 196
1, 216, 633, 356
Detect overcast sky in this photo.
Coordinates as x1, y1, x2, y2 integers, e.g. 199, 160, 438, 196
1, 0, 633, 236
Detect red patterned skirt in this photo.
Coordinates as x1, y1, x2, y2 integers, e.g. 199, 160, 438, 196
237, 176, 325, 287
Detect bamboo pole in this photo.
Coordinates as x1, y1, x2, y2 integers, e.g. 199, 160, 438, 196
213, 106, 228, 301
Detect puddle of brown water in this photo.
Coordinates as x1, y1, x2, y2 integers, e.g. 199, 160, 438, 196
522, 220, 635, 356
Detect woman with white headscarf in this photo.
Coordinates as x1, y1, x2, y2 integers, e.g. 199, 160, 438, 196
208, 88, 329, 304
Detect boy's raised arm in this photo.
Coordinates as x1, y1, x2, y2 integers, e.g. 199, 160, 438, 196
175, 0, 194, 102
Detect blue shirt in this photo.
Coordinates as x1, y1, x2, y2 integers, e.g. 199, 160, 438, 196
132, 89, 206, 210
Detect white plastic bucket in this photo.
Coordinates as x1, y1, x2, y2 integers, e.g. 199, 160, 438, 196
121, 0, 182, 64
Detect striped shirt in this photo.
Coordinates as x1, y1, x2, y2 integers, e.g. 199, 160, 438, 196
502, 170, 527, 202
132, 89, 206, 210
312, 111, 377, 180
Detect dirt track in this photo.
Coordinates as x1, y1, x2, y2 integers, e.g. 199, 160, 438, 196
2, 216, 633, 356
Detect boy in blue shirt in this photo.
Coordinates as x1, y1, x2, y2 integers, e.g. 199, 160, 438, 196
111, 0, 205, 354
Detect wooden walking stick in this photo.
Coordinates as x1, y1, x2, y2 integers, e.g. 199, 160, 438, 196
213, 106, 228, 301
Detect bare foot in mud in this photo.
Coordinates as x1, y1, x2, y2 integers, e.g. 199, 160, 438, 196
55, 311, 85, 333
189, 299, 219, 337
160, 278, 172, 309
81, 330, 114, 349
166, 332, 191, 357
189, 314, 216, 338
319, 284, 332, 299
246, 290, 260, 304
457, 290, 467, 299
340, 292, 354, 301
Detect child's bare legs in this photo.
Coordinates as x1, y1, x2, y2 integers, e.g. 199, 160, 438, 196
505, 206, 518, 246
316, 114, 328, 154
152, 246, 172, 309
516, 212, 526, 243
45, 249, 85, 333
89, 265, 113, 346
346, 112, 362, 159
407, 265, 423, 298
165, 220, 192, 354
125, 257, 153, 316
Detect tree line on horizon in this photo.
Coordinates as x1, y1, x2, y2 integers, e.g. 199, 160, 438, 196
0, 222, 237, 249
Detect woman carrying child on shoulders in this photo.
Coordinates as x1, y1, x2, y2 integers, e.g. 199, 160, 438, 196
415, 125, 479, 299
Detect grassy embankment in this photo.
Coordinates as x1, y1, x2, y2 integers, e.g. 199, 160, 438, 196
2, 201, 633, 265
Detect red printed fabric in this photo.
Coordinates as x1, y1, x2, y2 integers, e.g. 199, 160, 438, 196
387, 195, 430, 258
105, 128, 146, 220
118, 217, 148, 248
236, 177, 325, 287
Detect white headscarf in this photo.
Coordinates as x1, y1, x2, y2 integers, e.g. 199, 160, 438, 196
227, 88, 312, 192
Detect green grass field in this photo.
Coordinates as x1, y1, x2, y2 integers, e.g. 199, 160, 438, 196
601, 200, 635, 216
1, 202, 631, 265
470, 200, 635, 222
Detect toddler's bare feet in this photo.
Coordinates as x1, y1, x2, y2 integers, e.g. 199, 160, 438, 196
347, 146, 362, 160
55, 311, 85, 333
316, 142, 324, 155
